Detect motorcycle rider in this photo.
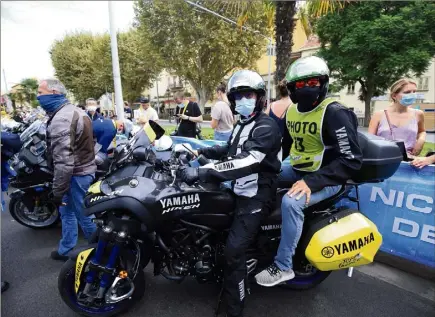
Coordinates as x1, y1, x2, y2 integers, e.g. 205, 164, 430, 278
179, 70, 282, 317
255, 56, 363, 286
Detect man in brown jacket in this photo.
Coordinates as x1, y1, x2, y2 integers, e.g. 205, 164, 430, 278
37, 79, 97, 261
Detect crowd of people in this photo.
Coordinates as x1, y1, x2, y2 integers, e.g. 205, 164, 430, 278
1, 56, 434, 317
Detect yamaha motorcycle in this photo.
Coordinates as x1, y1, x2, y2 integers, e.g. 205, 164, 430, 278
8, 120, 132, 229
57, 121, 403, 317
8, 120, 58, 229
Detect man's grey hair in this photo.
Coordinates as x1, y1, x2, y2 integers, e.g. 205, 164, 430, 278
41, 78, 67, 95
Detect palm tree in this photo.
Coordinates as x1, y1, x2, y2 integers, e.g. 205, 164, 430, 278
19, 78, 38, 105
210, 0, 348, 97
9, 78, 39, 109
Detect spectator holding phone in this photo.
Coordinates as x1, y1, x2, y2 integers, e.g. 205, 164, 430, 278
174, 91, 203, 138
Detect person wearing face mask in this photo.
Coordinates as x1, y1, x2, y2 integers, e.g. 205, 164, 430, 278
369, 78, 426, 159
37, 79, 97, 261
86, 98, 103, 121
255, 56, 363, 287
178, 70, 282, 317
173, 91, 203, 138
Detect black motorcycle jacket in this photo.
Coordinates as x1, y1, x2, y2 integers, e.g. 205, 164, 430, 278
198, 112, 282, 203
282, 100, 363, 192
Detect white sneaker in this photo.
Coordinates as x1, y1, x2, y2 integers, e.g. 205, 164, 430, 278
255, 263, 295, 287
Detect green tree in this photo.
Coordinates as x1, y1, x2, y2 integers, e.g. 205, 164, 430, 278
134, 0, 269, 107
315, 1, 435, 126
8, 78, 39, 108
211, 0, 348, 98
50, 30, 162, 103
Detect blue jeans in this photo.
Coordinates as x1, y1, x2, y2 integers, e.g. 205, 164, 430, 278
214, 130, 232, 142
275, 168, 341, 271
58, 174, 97, 255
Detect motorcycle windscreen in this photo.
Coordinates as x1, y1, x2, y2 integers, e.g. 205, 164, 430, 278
133, 121, 165, 148
305, 210, 382, 271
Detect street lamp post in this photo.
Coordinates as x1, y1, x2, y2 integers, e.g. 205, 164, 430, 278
108, 1, 124, 121
184, 0, 274, 102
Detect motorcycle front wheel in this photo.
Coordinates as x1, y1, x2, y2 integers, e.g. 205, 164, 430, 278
9, 197, 60, 229
58, 259, 145, 317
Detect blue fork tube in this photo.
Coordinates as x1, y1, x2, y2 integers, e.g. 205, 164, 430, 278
99, 245, 120, 289
84, 226, 112, 286
85, 239, 108, 284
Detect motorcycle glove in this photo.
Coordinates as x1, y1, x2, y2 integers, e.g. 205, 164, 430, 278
180, 167, 200, 185
49, 191, 65, 207
52, 196, 65, 207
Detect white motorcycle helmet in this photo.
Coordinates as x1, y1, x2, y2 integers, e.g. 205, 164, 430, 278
154, 135, 173, 152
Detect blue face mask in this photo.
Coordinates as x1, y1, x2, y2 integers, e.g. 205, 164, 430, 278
37, 94, 68, 113
177, 103, 185, 108
400, 93, 417, 106
235, 97, 256, 117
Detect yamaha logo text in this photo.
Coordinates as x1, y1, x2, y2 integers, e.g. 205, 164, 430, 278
334, 232, 375, 255
261, 224, 282, 231
215, 161, 235, 171
160, 194, 201, 214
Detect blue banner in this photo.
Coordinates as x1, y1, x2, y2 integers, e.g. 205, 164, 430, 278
172, 137, 435, 268
338, 163, 435, 268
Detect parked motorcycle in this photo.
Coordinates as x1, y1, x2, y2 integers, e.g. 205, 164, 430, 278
8, 120, 58, 229
57, 122, 403, 317
8, 120, 162, 230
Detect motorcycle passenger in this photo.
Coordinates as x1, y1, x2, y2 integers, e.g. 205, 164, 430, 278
255, 56, 363, 286
179, 70, 282, 317
37, 79, 97, 261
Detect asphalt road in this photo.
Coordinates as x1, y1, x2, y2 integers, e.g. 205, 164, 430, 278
1, 194, 434, 317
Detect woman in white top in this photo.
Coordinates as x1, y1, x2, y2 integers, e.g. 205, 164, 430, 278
211, 83, 235, 142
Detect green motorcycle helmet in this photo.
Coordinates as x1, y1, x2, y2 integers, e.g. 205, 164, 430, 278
285, 56, 330, 104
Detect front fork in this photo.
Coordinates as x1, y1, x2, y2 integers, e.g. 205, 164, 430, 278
82, 225, 128, 299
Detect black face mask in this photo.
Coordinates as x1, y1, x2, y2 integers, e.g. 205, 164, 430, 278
294, 87, 322, 112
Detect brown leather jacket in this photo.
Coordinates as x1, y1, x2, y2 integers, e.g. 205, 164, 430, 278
46, 102, 96, 199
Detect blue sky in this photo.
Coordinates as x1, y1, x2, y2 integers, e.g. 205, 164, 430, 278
1, 1, 135, 93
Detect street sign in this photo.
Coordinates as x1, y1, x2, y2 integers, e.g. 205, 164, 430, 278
267, 44, 276, 56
